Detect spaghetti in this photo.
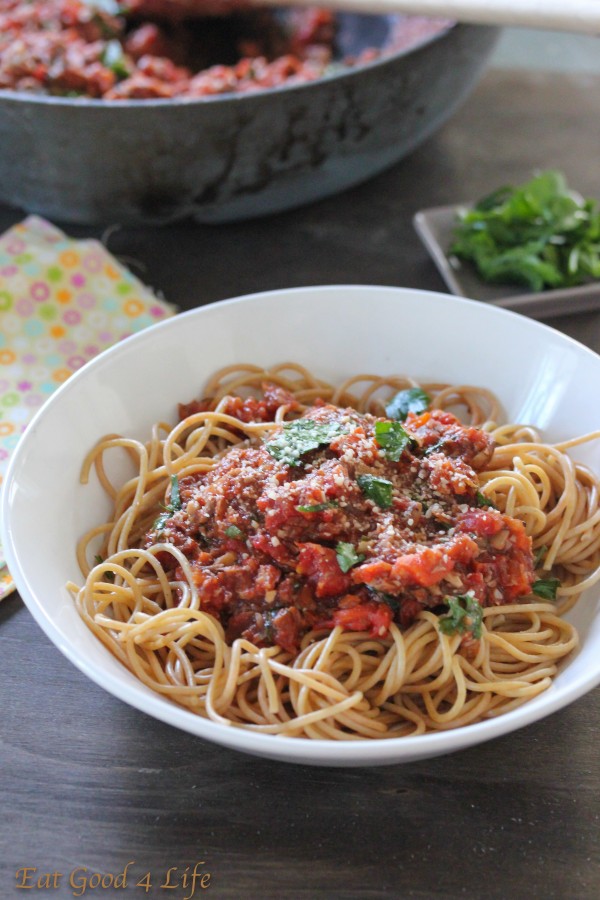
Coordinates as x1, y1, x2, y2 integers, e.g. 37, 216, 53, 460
69, 363, 600, 739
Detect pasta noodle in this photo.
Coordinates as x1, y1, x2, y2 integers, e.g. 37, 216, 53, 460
68, 363, 600, 739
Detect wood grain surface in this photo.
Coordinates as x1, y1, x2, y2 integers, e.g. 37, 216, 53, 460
2, 69, 600, 900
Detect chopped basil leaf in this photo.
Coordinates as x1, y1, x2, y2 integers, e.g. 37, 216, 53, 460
335, 542, 365, 573
101, 40, 130, 80
532, 577, 561, 600
439, 594, 483, 640
153, 475, 182, 531
533, 544, 548, 568
374, 420, 414, 462
93, 554, 115, 582
450, 170, 600, 292
423, 438, 445, 456
153, 512, 170, 532
296, 501, 338, 513
168, 474, 182, 512
368, 588, 400, 612
385, 387, 431, 421
475, 490, 497, 509
266, 419, 348, 466
357, 474, 393, 508
225, 525, 245, 540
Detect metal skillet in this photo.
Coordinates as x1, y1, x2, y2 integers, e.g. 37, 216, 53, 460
0, 6, 502, 225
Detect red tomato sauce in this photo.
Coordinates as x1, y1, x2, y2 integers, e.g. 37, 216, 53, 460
147, 392, 535, 654
0, 1, 448, 99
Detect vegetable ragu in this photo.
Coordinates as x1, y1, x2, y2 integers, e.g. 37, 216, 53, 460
0, 2, 449, 100
144, 385, 541, 656
451, 170, 600, 292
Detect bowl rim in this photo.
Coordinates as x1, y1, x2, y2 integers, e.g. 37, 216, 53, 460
4, 283, 600, 765
0, 17, 461, 110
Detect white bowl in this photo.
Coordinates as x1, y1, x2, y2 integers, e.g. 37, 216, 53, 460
3, 285, 600, 766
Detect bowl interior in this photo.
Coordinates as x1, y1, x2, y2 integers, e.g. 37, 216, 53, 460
3, 285, 600, 766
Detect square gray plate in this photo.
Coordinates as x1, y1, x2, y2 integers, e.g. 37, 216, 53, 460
414, 204, 600, 319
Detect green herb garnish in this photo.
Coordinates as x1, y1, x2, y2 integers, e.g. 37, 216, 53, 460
424, 439, 446, 456
153, 474, 182, 532
101, 40, 130, 80
532, 577, 561, 600
374, 420, 415, 461
93, 554, 115, 582
296, 501, 338, 513
533, 544, 548, 568
357, 474, 393, 508
335, 542, 365, 573
475, 491, 497, 509
225, 525, 245, 540
266, 419, 348, 466
168, 474, 181, 510
367, 588, 401, 612
439, 594, 483, 640
451, 170, 600, 292
385, 387, 431, 421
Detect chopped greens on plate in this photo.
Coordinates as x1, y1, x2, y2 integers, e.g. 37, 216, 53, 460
451, 170, 600, 292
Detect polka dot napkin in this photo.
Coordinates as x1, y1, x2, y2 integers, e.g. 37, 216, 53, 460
0, 215, 176, 600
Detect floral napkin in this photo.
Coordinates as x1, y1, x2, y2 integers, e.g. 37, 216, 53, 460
0, 215, 176, 600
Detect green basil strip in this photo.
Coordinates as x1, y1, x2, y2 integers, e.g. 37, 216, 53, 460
335, 542, 365, 573
439, 594, 483, 640
532, 577, 561, 600
374, 420, 414, 462
357, 474, 393, 508
266, 419, 347, 466
385, 387, 431, 422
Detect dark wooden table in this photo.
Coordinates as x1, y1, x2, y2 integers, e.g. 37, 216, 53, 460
2, 69, 600, 900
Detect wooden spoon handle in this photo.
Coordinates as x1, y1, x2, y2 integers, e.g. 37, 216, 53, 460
268, 0, 600, 36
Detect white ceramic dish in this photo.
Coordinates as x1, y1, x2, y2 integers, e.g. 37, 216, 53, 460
3, 284, 600, 767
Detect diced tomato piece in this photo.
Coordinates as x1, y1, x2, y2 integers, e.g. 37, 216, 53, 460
249, 532, 295, 566
296, 543, 352, 598
331, 600, 392, 637
458, 508, 532, 552
262, 382, 300, 413
457, 508, 504, 537
178, 397, 212, 420
272, 607, 303, 654
255, 564, 280, 593
351, 559, 392, 585
390, 534, 479, 588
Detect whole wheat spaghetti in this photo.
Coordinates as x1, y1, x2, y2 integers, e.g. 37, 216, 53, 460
68, 363, 600, 739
